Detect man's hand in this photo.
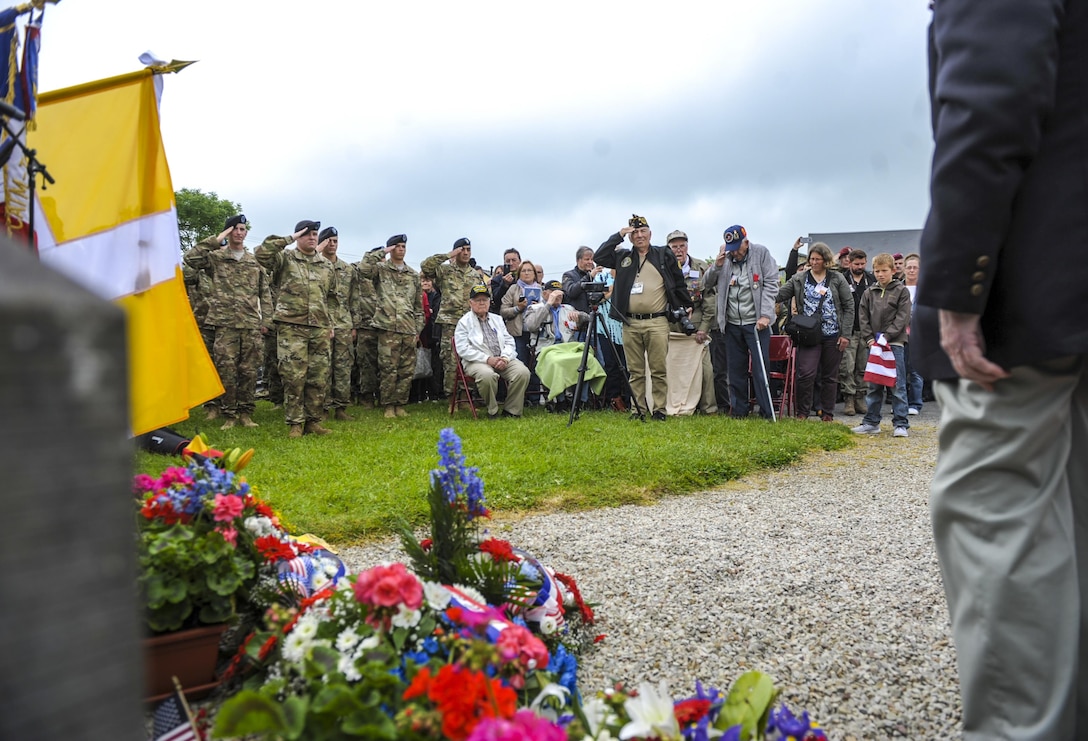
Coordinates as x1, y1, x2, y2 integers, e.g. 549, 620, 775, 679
836, 336, 849, 352
619, 226, 635, 239
938, 310, 1010, 391
259, 325, 269, 336
448, 245, 463, 259
590, 265, 603, 279
756, 317, 770, 331
517, 296, 527, 310
503, 272, 515, 285
695, 330, 708, 345
216, 227, 232, 244
716, 244, 728, 267
547, 291, 562, 307
291, 226, 309, 242
793, 237, 804, 251
384, 244, 395, 256
318, 238, 331, 252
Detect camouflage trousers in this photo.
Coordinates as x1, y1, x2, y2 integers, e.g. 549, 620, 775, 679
263, 328, 283, 404
277, 323, 331, 426
439, 323, 459, 396
327, 327, 355, 409
354, 328, 380, 404
212, 327, 262, 417
378, 331, 417, 407
200, 325, 219, 408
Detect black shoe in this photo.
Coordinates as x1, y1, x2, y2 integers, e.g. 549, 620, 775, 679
487, 412, 500, 420
501, 410, 520, 418
652, 411, 667, 421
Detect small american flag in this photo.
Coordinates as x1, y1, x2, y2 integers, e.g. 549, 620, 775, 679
151, 686, 198, 741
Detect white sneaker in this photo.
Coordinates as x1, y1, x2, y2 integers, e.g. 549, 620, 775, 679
908, 408, 919, 416
893, 427, 909, 438
851, 423, 881, 435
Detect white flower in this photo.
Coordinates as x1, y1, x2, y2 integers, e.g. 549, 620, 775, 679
620, 682, 680, 740
453, 583, 486, 606
310, 571, 330, 592
530, 683, 571, 722
391, 605, 422, 629
359, 635, 380, 651
337, 654, 361, 682
243, 516, 276, 537
335, 628, 361, 652
423, 581, 451, 610
582, 697, 615, 738
282, 632, 309, 663
323, 559, 341, 576
293, 615, 319, 641
540, 615, 559, 635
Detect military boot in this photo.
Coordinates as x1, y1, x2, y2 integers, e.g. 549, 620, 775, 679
219, 418, 236, 430
384, 406, 397, 419
843, 396, 856, 415
855, 391, 868, 416
287, 424, 303, 438
334, 408, 353, 421
394, 406, 408, 417
361, 398, 376, 410
204, 406, 220, 421
239, 414, 259, 428
304, 421, 332, 435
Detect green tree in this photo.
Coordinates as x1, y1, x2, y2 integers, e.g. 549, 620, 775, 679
175, 188, 244, 251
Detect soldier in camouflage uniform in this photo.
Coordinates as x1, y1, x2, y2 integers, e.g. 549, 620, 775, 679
261, 276, 284, 406
352, 247, 382, 408
255, 220, 337, 438
667, 230, 719, 414
421, 237, 480, 397
184, 214, 273, 429
358, 234, 424, 418
319, 227, 356, 421
183, 262, 220, 418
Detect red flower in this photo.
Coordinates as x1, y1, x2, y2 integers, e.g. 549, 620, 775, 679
255, 535, 296, 562
674, 698, 713, 727
420, 538, 433, 551
478, 538, 517, 563
404, 665, 517, 741
593, 634, 607, 644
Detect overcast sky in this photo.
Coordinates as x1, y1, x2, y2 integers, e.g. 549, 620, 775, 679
22, 0, 933, 276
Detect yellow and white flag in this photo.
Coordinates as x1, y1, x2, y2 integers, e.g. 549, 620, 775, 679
32, 69, 222, 435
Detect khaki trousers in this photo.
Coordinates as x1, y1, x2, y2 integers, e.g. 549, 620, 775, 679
623, 316, 669, 415
931, 356, 1088, 740
462, 357, 530, 416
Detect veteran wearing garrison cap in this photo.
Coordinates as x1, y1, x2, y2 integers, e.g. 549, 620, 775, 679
255, 220, 337, 437
184, 214, 272, 430
421, 237, 482, 399
594, 214, 691, 421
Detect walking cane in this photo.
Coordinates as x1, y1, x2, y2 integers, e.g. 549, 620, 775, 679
752, 327, 777, 423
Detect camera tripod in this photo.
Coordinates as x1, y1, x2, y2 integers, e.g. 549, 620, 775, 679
567, 301, 644, 426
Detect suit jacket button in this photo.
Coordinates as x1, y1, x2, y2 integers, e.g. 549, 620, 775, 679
976, 255, 990, 267
970, 284, 983, 296
972, 271, 985, 281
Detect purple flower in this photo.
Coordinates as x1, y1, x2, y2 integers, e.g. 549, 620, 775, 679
766, 705, 826, 740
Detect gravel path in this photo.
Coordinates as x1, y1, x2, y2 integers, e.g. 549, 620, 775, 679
340, 404, 961, 741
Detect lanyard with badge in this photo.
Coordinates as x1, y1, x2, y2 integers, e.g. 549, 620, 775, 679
631, 253, 649, 295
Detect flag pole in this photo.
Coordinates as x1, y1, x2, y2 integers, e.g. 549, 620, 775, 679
170, 676, 201, 737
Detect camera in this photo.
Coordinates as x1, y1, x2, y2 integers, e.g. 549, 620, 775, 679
668, 307, 697, 335
580, 280, 609, 306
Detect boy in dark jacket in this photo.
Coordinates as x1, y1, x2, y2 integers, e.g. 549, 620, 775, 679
852, 253, 912, 437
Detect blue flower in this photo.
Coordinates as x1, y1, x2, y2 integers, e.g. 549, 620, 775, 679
547, 643, 580, 702
766, 705, 826, 740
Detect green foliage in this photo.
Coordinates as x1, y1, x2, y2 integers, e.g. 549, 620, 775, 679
175, 187, 243, 251
720, 670, 778, 740
136, 403, 852, 546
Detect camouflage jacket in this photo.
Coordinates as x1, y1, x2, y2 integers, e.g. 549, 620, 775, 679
326, 257, 356, 330
184, 236, 273, 330
680, 256, 715, 329
182, 263, 211, 326
351, 256, 379, 329
254, 235, 336, 327
420, 253, 480, 326
358, 252, 424, 335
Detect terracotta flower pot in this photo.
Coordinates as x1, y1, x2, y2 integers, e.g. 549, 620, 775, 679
144, 622, 228, 703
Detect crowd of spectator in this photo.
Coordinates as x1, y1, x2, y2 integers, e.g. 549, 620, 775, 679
183, 214, 926, 437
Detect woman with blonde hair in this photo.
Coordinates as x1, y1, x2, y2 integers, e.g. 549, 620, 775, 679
776, 242, 854, 421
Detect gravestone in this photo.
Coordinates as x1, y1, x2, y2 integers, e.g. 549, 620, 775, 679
0, 237, 144, 739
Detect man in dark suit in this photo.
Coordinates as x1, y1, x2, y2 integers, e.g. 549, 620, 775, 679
916, 1, 1088, 737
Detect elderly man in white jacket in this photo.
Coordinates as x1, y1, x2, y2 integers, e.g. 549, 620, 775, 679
453, 284, 531, 418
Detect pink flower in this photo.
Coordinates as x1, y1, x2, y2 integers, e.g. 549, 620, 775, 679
353, 563, 423, 610
158, 467, 193, 488
213, 493, 244, 523
218, 526, 238, 546
132, 474, 158, 494
495, 624, 550, 670
466, 710, 566, 741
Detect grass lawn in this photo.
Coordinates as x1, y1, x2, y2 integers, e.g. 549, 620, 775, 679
135, 400, 853, 545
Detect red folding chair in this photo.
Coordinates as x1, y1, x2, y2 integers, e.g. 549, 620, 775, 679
448, 337, 479, 419
748, 334, 796, 419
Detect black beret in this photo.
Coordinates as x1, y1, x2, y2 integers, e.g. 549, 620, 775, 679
294, 219, 320, 234
318, 226, 338, 243
386, 234, 407, 247
224, 214, 247, 230
453, 237, 471, 249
